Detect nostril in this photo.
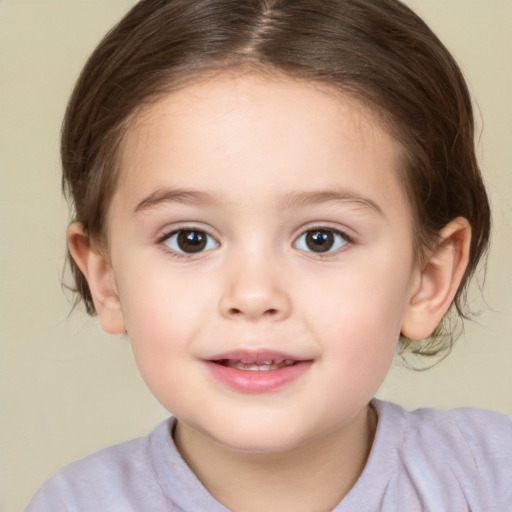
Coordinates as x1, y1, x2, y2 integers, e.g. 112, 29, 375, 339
227, 307, 278, 317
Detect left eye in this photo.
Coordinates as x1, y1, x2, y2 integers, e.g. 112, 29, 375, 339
164, 229, 218, 254
293, 228, 348, 254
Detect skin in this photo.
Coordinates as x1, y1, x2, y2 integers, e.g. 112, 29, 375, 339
68, 72, 471, 511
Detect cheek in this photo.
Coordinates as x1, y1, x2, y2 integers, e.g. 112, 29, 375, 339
116, 261, 213, 359
306, 261, 410, 328
120, 274, 203, 410
301, 254, 412, 364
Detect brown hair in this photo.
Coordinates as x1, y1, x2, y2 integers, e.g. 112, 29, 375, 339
62, 0, 491, 358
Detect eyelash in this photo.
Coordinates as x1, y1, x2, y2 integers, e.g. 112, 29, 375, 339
292, 227, 352, 256
157, 226, 353, 259
158, 228, 219, 260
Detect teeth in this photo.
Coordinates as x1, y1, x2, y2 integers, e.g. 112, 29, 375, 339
240, 359, 274, 365
220, 359, 297, 371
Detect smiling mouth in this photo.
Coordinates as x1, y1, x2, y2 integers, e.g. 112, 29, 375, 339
205, 355, 312, 392
216, 359, 297, 371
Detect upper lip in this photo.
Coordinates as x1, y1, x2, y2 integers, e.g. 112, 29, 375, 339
205, 349, 310, 363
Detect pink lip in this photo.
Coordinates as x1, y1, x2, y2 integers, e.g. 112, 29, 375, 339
203, 350, 313, 394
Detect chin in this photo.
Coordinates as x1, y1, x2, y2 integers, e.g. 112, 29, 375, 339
204, 418, 320, 455
220, 434, 305, 454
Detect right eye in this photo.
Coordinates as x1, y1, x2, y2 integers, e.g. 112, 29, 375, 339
163, 229, 219, 254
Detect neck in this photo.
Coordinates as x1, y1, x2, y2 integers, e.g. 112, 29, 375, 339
174, 405, 377, 512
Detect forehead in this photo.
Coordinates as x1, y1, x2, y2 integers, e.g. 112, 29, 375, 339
114, 72, 408, 218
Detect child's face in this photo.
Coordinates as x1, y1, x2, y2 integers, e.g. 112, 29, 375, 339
102, 73, 421, 452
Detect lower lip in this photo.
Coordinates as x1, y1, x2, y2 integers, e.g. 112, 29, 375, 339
204, 361, 312, 393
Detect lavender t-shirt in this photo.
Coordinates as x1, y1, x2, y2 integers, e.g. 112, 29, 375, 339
25, 400, 512, 511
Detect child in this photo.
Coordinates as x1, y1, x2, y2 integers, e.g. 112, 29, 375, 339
26, 0, 512, 510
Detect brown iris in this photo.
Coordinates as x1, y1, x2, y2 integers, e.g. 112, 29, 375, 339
176, 230, 208, 253
305, 230, 335, 253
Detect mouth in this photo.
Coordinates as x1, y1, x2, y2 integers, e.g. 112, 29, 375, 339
204, 351, 312, 393
215, 359, 297, 371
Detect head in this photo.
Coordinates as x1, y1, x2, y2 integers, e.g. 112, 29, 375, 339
63, 0, 490, 359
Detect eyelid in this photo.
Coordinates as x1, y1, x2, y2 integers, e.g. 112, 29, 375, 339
156, 222, 219, 242
292, 222, 354, 241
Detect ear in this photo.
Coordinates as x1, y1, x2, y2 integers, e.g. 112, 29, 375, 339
401, 217, 471, 340
67, 222, 126, 335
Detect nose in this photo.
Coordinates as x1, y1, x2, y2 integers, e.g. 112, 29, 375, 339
218, 255, 292, 322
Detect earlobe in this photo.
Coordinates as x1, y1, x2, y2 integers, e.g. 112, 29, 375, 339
401, 217, 471, 340
67, 222, 126, 335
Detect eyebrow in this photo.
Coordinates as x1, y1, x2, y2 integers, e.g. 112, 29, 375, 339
134, 187, 383, 216
280, 190, 384, 216
134, 188, 219, 213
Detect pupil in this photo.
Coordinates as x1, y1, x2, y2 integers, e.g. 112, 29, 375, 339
177, 230, 207, 253
306, 230, 334, 253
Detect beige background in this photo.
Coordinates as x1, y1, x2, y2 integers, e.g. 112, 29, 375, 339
0, 1, 511, 510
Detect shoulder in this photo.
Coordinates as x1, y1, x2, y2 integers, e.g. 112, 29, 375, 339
395, 401, 512, 461
375, 398, 512, 444
374, 400, 512, 508
24, 418, 174, 512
